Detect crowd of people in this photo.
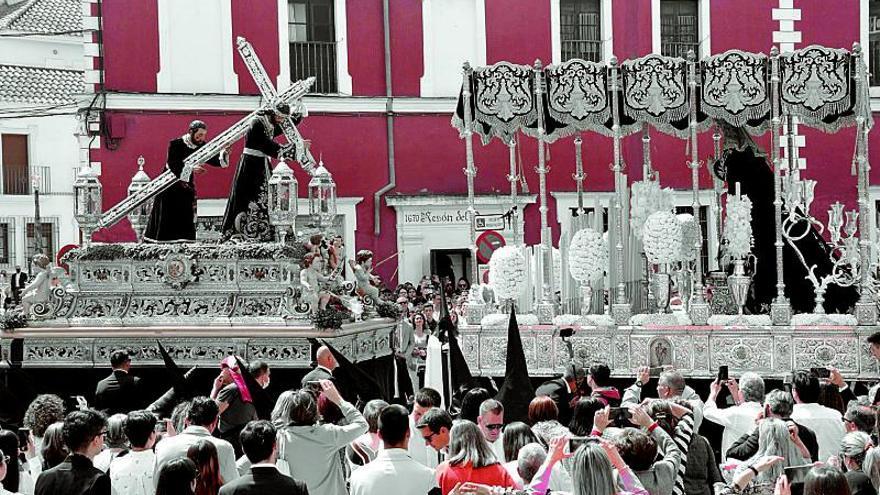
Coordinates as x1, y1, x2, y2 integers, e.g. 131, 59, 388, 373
3, 331, 880, 495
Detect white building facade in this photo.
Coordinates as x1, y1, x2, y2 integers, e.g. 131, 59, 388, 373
0, 0, 83, 272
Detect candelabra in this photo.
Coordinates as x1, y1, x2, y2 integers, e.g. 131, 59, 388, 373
783, 176, 861, 314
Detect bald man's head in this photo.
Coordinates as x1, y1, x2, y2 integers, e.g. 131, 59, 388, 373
316, 346, 337, 370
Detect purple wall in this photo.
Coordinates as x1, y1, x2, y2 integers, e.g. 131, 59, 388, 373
92, 0, 879, 279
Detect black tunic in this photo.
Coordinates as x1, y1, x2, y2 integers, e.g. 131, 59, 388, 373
724, 147, 858, 314
221, 116, 287, 242
143, 137, 224, 242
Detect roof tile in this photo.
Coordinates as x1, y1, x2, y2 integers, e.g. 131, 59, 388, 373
0, 0, 82, 35
0, 64, 83, 105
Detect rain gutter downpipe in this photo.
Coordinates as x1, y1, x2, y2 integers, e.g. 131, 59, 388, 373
373, 0, 396, 235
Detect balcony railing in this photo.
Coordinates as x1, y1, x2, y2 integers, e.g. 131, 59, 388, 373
661, 41, 699, 59
1, 166, 52, 195
290, 41, 338, 94
562, 39, 603, 62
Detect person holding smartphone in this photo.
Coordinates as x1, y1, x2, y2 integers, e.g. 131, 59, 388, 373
704, 372, 765, 458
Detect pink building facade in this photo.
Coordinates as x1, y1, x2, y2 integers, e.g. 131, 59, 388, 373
78, 0, 880, 284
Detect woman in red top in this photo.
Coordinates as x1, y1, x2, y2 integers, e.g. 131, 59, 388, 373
435, 420, 518, 495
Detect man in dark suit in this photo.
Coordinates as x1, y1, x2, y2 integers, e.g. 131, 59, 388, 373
535, 366, 583, 425
94, 350, 141, 415
300, 345, 337, 387
219, 420, 308, 495
35, 409, 109, 495
726, 389, 820, 462
10, 265, 27, 304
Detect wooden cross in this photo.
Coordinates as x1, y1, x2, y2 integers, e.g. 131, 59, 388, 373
97, 38, 316, 230
236, 36, 317, 175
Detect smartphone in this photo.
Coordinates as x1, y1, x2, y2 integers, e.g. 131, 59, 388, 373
568, 436, 594, 452
717, 365, 729, 382
810, 367, 830, 379
609, 407, 632, 424
784, 464, 813, 484
648, 366, 665, 377
17, 428, 30, 447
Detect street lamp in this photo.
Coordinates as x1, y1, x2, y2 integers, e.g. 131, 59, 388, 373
268, 160, 298, 243
73, 164, 102, 245
127, 156, 152, 242
308, 161, 336, 228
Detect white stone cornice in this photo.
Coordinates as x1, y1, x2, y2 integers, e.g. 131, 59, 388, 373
91, 92, 458, 114
385, 194, 537, 208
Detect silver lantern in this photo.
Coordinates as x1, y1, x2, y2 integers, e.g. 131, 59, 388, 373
73, 164, 102, 245
268, 160, 298, 243
127, 156, 152, 242
308, 161, 336, 228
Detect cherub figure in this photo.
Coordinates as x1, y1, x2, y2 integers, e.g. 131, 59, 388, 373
350, 249, 381, 305
21, 254, 52, 314
300, 253, 334, 313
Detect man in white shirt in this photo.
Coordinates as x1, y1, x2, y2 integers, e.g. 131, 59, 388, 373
477, 399, 505, 461
415, 407, 453, 455
350, 404, 438, 495
408, 388, 442, 468
110, 410, 157, 495
154, 397, 239, 486
790, 370, 846, 459
703, 372, 764, 458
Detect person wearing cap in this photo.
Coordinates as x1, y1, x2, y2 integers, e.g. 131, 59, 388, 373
222, 103, 300, 242
144, 119, 230, 242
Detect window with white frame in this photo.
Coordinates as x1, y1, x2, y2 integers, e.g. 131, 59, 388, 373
26, 221, 55, 262
0, 222, 10, 265
288, 0, 337, 93
660, 0, 699, 58
561, 0, 602, 62
870, 0, 880, 85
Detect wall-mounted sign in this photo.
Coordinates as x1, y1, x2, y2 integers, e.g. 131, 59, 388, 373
402, 209, 470, 225
474, 213, 506, 231
475, 230, 506, 264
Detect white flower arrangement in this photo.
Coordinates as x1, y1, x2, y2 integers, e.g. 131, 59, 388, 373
631, 180, 674, 239
553, 313, 615, 327
568, 228, 607, 283
724, 194, 753, 259
488, 245, 527, 301
481, 312, 539, 327
708, 314, 772, 327
643, 211, 683, 265
790, 313, 858, 326
677, 213, 699, 262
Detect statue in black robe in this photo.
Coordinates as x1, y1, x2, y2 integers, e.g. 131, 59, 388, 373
222, 105, 298, 242
718, 123, 858, 313
143, 121, 228, 242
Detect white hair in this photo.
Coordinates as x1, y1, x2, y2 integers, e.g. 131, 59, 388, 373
517, 443, 547, 484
